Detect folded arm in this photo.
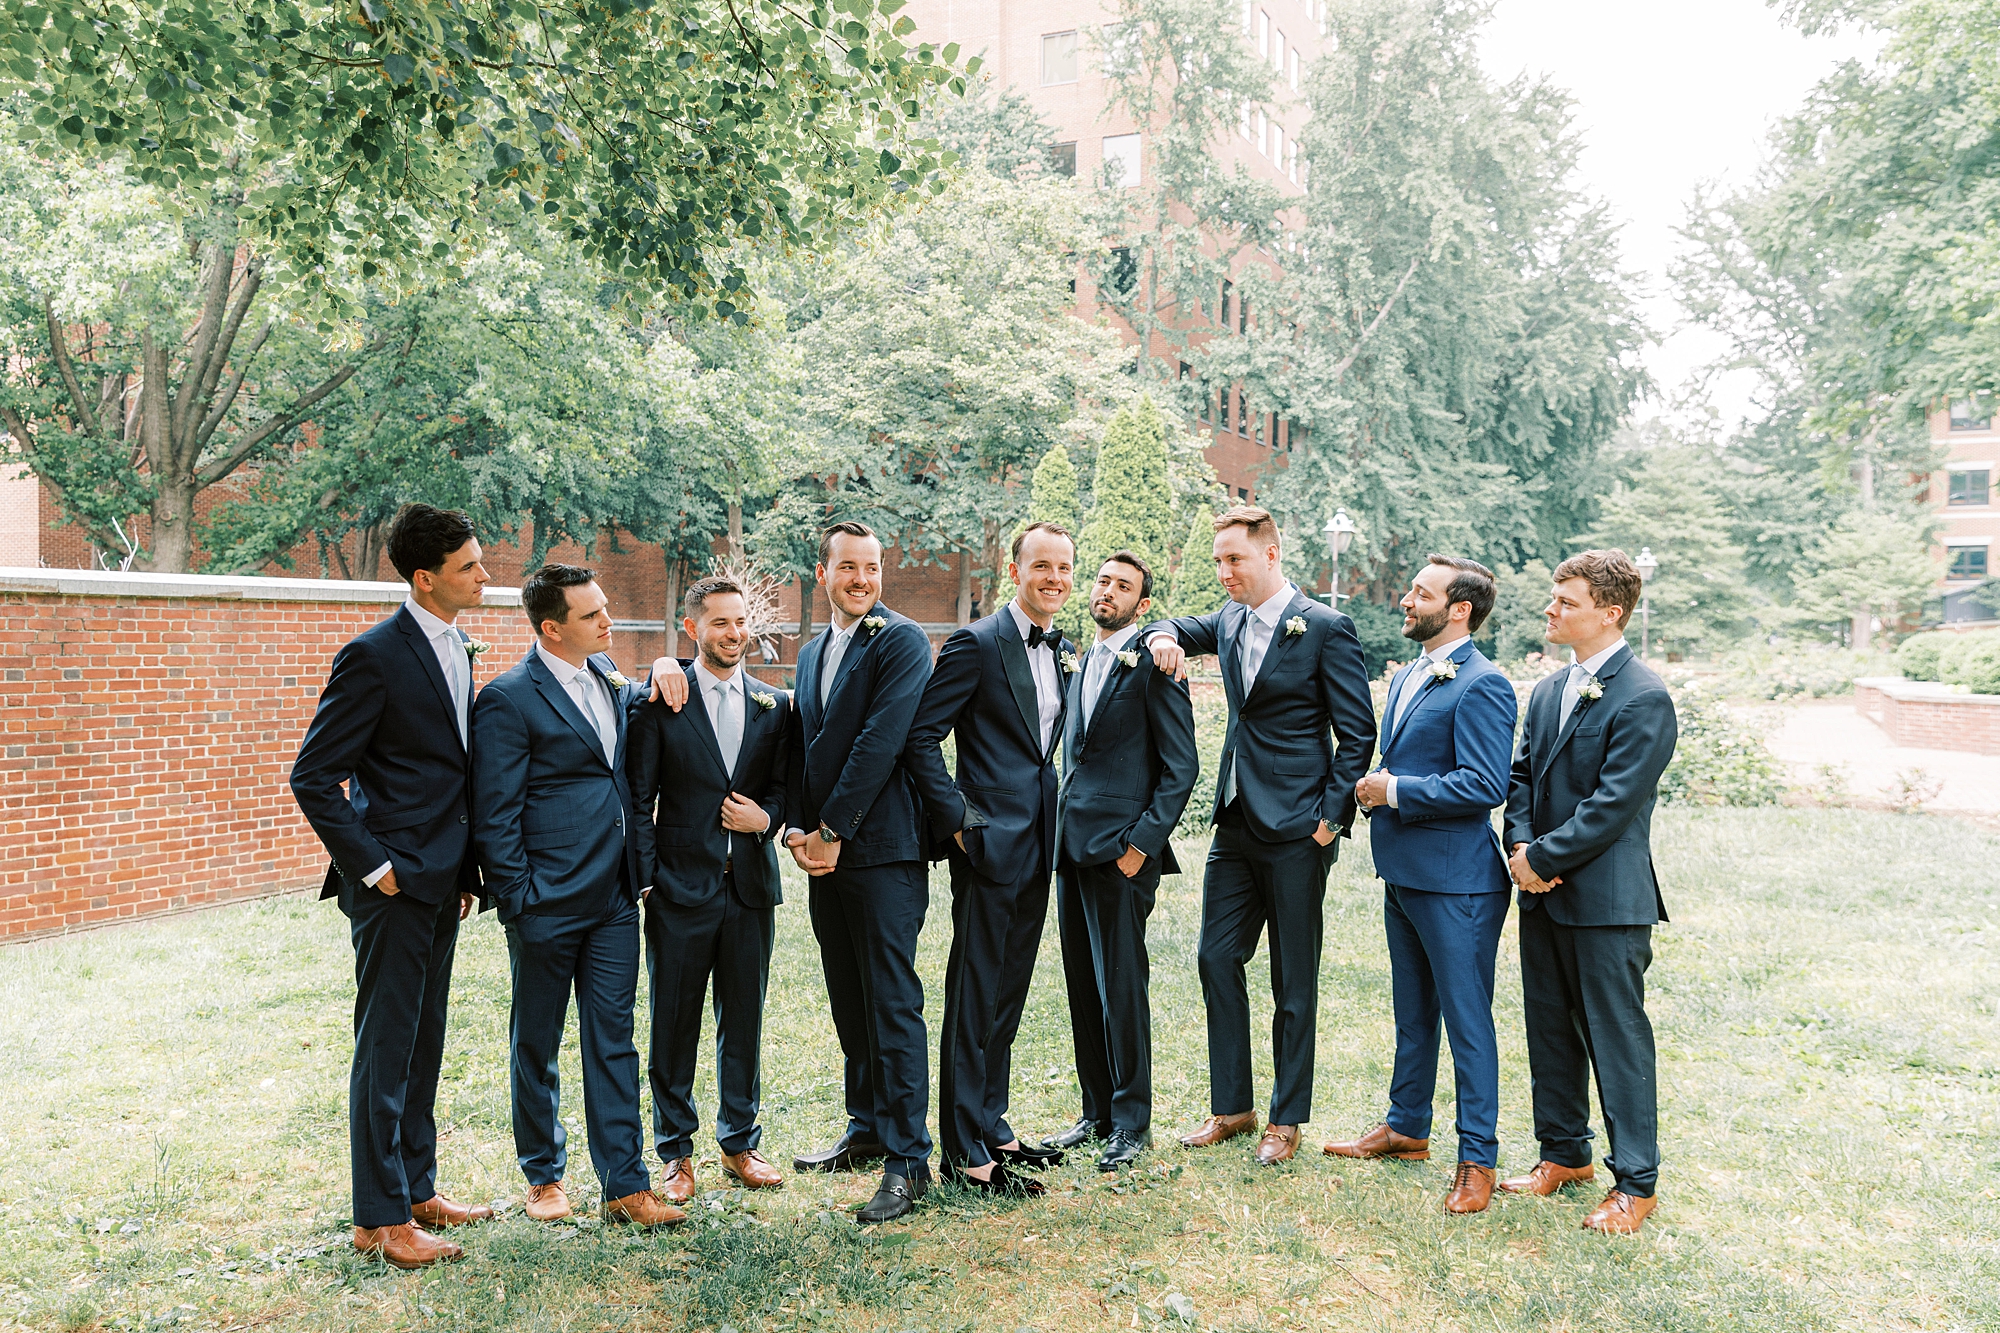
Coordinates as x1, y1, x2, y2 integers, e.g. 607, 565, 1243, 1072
903, 627, 983, 839
623, 700, 665, 878
1127, 668, 1199, 859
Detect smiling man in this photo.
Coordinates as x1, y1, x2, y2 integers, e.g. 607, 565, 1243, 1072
906, 522, 1077, 1196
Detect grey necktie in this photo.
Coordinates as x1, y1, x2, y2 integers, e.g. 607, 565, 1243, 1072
1392, 655, 1432, 732
1084, 642, 1114, 725
1240, 609, 1270, 693
445, 631, 470, 744
820, 628, 850, 709
711, 678, 742, 777
572, 672, 616, 767
1557, 663, 1586, 732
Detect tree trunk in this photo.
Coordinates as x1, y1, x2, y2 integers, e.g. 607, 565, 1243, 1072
663, 557, 684, 658
957, 548, 974, 626
727, 500, 744, 559
798, 573, 815, 645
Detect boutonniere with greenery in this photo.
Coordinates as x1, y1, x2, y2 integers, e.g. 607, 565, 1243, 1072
1578, 675, 1603, 702
751, 691, 777, 711
463, 637, 491, 660
1060, 649, 1081, 674
862, 615, 886, 636
602, 670, 632, 691
1284, 615, 1308, 637
1429, 658, 1458, 682
1116, 648, 1140, 669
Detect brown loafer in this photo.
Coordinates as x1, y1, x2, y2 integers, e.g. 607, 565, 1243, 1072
1443, 1162, 1495, 1215
1582, 1189, 1655, 1234
1178, 1111, 1257, 1148
659, 1156, 697, 1204
1254, 1124, 1301, 1165
1498, 1160, 1596, 1196
721, 1148, 784, 1189
410, 1192, 494, 1228
1323, 1122, 1430, 1161
354, 1222, 463, 1269
605, 1188, 687, 1228
523, 1180, 572, 1222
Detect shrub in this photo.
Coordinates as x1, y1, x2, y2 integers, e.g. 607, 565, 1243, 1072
1708, 644, 1898, 700
1939, 631, 2000, 694
1658, 685, 1785, 807
1897, 630, 1954, 681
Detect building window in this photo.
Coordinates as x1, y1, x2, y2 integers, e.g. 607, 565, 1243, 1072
1047, 141, 1077, 177
1234, 388, 1248, 436
1104, 22, 1139, 75
1949, 468, 1991, 506
1237, 293, 1250, 334
1259, 10, 1270, 58
1951, 396, 1993, 431
1102, 134, 1142, 188
1107, 246, 1139, 294
1273, 28, 1286, 73
1042, 31, 1079, 85
1243, 0, 1253, 32
1220, 277, 1232, 327
1240, 101, 1253, 140
1949, 545, 1990, 580
1287, 140, 1299, 183
1272, 125, 1283, 168
1289, 48, 1300, 89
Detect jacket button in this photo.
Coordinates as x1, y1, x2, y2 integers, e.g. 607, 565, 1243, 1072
458, 815, 467, 824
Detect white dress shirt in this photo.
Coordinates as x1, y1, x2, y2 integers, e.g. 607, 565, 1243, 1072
819, 614, 863, 708
1558, 637, 1629, 731
1084, 622, 1141, 726
696, 658, 762, 853
1383, 632, 1471, 809
536, 642, 618, 768
1008, 601, 1064, 754
363, 598, 471, 888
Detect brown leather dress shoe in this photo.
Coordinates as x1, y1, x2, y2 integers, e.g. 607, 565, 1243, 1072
1498, 1160, 1596, 1196
659, 1157, 697, 1204
605, 1189, 688, 1228
1178, 1112, 1257, 1148
721, 1148, 785, 1189
353, 1222, 464, 1269
1443, 1163, 1495, 1215
1322, 1122, 1430, 1161
523, 1181, 572, 1222
1582, 1189, 1656, 1234
1254, 1124, 1301, 1165
411, 1193, 494, 1228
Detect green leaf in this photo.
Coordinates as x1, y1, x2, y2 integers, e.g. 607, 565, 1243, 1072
382, 52, 416, 85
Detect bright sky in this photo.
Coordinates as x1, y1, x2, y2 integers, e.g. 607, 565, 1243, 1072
1476, 0, 1881, 432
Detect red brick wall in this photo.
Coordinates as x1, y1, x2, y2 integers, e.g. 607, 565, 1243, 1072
1853, 679, 2000, 754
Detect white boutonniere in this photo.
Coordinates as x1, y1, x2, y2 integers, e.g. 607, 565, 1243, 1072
1116, 648, 1140, 669
1060, 650, 1081, 673
1578, 675, 1603, 701
751, 691, 777, 711
1429, 658, 1458, 682
602, 670, 632, 691
862, 615, 886, 636
463, 637, 491, 660
1284, 615, 1308, 637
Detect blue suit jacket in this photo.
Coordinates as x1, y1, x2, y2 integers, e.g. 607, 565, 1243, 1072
1149, 588, 1376, 844
905, 609, 1067, 875
1364, 639, 1516, 894
290, 605, 480, 912
470, 648, 642, 921
787, 603, 932, 867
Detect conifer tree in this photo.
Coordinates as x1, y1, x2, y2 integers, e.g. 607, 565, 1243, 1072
1079, 398, 1178, 577
996, 442, 1085, 614
1167, 504, 1227, 620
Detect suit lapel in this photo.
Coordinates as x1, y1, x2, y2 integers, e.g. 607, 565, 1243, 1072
1243, 590, 1307, 705
1219, 602, 1246, 710
395, 608, 464, 752
1062, 663, 1086, 765
1081, 650, 1134, 752
1386, 640, 1474, 754
527, 650, 611, 770
823, 609, 877, 713
679, 665, 731, 784
797, 631, 826, 735
1539, 645, 1631, 778
996, 618, 1045, 752
1381, 661, 1421, 755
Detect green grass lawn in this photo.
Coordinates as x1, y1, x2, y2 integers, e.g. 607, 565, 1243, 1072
2, 807, 1996, 1333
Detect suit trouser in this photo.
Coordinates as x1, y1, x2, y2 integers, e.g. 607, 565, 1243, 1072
644, 875, 774, 1161
504, 893, 651, 1201
347, 884, 460, 1228
1068, 857, 1161, 1136
1056, 862, 1114, 1129
940, 848, 1051, 1169
807, 859, 933, 1175
1382, 883, 1510, 1167
1198, 813, 1335, 1125
1516, 905, 1659, 1197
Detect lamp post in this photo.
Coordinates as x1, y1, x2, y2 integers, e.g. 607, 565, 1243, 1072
1636, 546, 1658, 659
1324, 509, 1356, 608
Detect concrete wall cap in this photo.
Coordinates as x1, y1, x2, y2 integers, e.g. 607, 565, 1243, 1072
0, 566, 524, 606
1853, 676, 2000, 704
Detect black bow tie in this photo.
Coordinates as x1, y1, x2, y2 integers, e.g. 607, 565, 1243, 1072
1027, 625, 1063, 652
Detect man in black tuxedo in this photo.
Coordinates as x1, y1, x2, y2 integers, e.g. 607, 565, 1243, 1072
292, 504, 494, 1269
1051, 552, 1197, 1171
472, 564, 682, 1230
1145, 506, 1376, 1165
905, 522, 1075, 1195
1502, 549, 1679, 1234
626, 576, 793, 1203
784, 522, 936, 1224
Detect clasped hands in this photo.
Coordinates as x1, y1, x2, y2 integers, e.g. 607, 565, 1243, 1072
1510, 842, 1561, 894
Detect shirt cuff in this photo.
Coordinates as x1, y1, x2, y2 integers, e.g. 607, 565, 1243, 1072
1385, 775, 1399, 809
363, 860, 392, 887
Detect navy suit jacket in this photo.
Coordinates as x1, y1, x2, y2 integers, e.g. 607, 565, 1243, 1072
471, 648, 642, 921
1503, 645, 1678, 926
906, 609, 1067, 875
1364, 639, 1516, 894
787, 603, 932, 867
1056, 638, 1198, 873
1150, 588, 1376, 844
626, 666, 792, 911
290, 605, 480, 913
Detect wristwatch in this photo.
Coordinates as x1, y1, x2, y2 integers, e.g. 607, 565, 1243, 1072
817, 823, 842, 844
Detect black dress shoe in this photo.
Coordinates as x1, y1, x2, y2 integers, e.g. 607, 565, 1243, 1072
996, 1141, 1064, 1170
794, 1132, 888, 1174
1096, 1129, 1152, 1172
1042, 1117, 1111, 1151
945, 1162, 1047, 1198
856, 1167, 928, 1224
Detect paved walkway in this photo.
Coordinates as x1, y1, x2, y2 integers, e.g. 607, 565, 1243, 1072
1759, 699, 2000, 817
